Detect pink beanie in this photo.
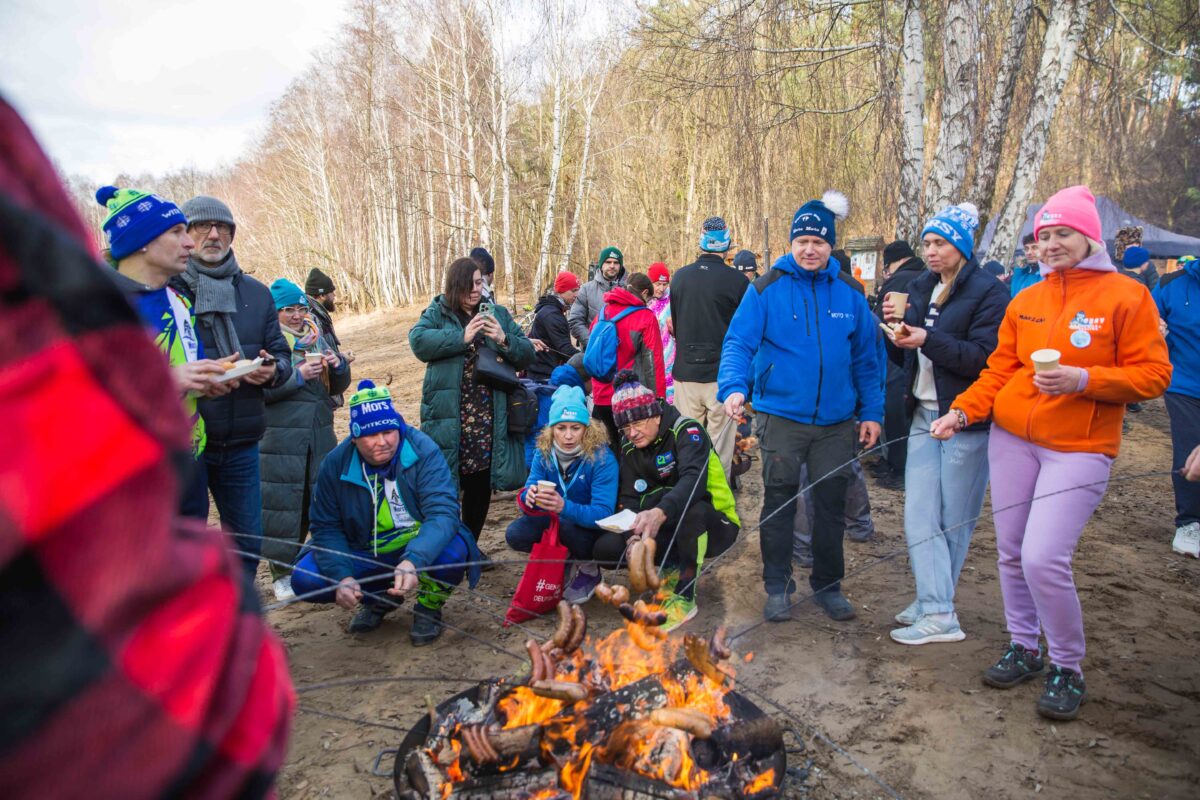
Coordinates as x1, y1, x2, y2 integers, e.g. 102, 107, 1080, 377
1034, 185, 1102, 242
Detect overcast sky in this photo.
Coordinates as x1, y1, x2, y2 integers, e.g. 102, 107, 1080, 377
0, 0, 347, 182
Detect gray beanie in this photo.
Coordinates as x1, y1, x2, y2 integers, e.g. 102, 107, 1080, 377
181, 195, 237, 238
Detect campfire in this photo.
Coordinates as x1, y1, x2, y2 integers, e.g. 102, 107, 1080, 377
394, 591, 786, 800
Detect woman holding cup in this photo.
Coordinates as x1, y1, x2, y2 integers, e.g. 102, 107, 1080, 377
506, 385, 619, 602
930, 186, 1171, 720
882, 202, 1009, 646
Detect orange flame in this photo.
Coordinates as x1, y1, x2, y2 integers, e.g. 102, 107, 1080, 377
744, 768, 776, 794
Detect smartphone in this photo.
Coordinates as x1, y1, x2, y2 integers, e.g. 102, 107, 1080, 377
479, 302, 494, 317
261, 355, 277, 366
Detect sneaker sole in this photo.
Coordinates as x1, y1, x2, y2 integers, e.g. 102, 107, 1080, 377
890, 629, 966, 646
1036, 692, 1087, 721
982, 667, 1044, 690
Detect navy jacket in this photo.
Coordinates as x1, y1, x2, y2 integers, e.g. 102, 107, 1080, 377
718, 254, 884, 425
670, 253, 749, 383
526, 292, 578, 381
308, 428, 483, 585
170, 267, 293, 447
1154, 259, 1200, 400
886, 261, 1009, 429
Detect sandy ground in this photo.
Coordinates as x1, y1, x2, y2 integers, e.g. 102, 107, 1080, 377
260, 306, 1200, 799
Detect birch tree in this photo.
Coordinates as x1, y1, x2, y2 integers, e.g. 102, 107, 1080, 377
532, 0, 568, 295
924, 0, 980, 215
987, 0, 1092, 263
895, 0, 926, 241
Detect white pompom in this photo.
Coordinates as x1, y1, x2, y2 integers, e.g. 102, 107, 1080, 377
956, 201, 980, 221
821, 190, 850, 221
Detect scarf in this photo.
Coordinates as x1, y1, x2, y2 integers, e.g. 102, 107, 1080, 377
553, 442, 583, 478
307, 299, 341, 349
182, 252, 244, 357
283, 317, 321, 354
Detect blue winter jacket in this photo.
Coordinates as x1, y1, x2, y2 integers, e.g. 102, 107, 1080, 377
1153, 259, 1200, 400
717, 254, 884, 425
518, 445, 619, 529
1010, 264, 1042, 297
308, 428, 483, 585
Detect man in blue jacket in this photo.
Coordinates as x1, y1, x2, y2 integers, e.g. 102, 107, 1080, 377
291, 380, 482, 642
1154, 255, 1200, 558
718, 191, 883, 623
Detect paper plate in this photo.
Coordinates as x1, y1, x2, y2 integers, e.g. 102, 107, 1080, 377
216, 357, 263, 382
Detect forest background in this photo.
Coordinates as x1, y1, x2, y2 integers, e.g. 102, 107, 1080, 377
65, 0, 1200, 311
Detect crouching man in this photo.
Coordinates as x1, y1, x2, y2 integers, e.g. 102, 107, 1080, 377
597, 370, 740, 631
292, 380, 482, 643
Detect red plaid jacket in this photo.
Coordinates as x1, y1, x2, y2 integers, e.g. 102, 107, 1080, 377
0, 99, 294, 797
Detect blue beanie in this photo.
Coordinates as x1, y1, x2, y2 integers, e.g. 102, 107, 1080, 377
791, 191, 849, 246
548, 385, 589, 426
550, 364, 584, 389
270, 278, 308, 309
95, 186, 187, 260
1122, 246, 1150, 268
348, 380, 404, 438
921, 202, 980, 260
699, 216, 731, 252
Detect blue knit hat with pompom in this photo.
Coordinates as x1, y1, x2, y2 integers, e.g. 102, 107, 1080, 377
348, 380, 404, 438
95, 185, 186, 260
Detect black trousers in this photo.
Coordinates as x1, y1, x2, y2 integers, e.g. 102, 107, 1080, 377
591, 500, 738, 599
757, 413, 855, 595
459, 468, 492, 541
1166, 392, 1200, 527
883, 360, 909, 475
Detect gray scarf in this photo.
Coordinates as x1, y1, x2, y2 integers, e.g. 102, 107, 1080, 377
182, 252, 244, 357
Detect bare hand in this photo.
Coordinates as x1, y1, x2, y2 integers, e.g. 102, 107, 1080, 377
172, 359, 228, 394
323, 348, 341, 369
1032, 366, 1085, 395
892, 324, 926, 349
529, 338, 549, 353
389, 560, 419, 598
343, 348, 356, 363
243, 349, 278, 386
536, 486, 564, 514
483, 315, 507, 345
463, 314, 487, 343
881, 293, 909, 323
1184, 444, 1200, 481
202, 353, 240, 396
930, 411, 961, 440
723, 392, 745, 420
857, 420, 881, 448
335, 577, 363, 610
298, 359, 324, 381
631, 507, 667, 540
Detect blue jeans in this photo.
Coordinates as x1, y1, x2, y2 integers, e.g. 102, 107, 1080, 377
506, 514, 600, 561
290, 534, 469, 610
904, 406, 990, 615
202, 443, 264, 582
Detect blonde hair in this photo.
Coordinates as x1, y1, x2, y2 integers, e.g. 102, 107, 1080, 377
536, 420, 609, 462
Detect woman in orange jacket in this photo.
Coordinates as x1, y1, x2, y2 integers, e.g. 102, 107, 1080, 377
930, 185, 1171, 721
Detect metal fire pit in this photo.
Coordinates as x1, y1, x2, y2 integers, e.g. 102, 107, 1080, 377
393, 682, 787, 800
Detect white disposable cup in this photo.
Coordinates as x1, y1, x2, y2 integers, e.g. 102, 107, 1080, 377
305, 352, 324, 365
886, 292, 908, 322
1031, 349, 1061, 373
533, 480, 557, 508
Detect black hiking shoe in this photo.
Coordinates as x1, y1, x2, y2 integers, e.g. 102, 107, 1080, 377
812, 589, 856, 621
1037, 666, 1087, 720
410, 606, 444, 646
982, 642, 1045, 689
764, 593, 793, 622
348, 604, 389, 634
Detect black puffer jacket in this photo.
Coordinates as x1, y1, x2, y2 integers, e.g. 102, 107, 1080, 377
526, 292, 577, 381
886, 261, 1009, 430
873, 257, 926, 316
170, 269, 293, 447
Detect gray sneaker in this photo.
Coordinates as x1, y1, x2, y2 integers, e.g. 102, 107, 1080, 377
563, 564, 602, 603
764, 593, 793, 622
894, 600, 920, 626
890, 615, 966, 646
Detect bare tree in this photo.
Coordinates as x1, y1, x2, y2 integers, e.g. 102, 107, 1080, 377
924, 0, 981, 214
895, 0, 926, 241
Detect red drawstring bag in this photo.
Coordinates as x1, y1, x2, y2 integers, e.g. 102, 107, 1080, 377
505, 513, 569, 625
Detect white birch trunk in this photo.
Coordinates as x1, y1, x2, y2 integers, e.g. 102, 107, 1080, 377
924, 0, 980, 215
987, 0, 1092, 263
533, 0, 567, 296
559, 69, 605, 275
895, 0, 925, 241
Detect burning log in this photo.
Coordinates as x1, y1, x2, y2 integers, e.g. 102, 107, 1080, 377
541, 675, 669, 759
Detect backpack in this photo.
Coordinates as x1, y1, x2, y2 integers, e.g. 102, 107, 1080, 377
506, 383, 540, 437
582, 305, 650, 383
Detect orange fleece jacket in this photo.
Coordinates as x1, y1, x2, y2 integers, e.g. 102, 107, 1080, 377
953, 268, 1171, 457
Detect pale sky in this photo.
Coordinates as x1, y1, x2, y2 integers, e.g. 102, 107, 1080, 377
0, 0, 348, 182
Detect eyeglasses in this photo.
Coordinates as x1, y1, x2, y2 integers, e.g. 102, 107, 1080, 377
279, 305, 308, 315
189, 221, 233, 236
620, 418, 654, 435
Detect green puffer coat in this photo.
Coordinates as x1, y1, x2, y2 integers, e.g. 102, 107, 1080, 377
409, 296, 535, 491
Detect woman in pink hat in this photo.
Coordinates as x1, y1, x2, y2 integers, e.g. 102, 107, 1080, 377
647, 262, 675, 404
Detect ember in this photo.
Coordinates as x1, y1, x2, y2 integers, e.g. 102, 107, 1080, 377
394, 598, 787, 800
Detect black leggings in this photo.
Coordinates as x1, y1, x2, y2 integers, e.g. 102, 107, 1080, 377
591, 500, 738, 599
459, 469, 492, 542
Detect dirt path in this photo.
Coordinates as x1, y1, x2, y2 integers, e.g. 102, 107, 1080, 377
265, 307, 1200, 799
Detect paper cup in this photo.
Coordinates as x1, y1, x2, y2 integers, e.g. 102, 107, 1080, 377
886, 292, 908, 322
537, 480, 557, 494
304, 352, 324, 365
1031, 349, 1061, 373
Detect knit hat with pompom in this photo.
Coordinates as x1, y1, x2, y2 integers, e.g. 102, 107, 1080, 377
95, 185, 186, 260
790, 190, 849, 246
611, 369, 663, 429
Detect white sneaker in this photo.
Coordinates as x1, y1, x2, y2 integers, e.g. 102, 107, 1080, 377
890, 614, 966, 646
894, 599, 920, 626
273, 576, 296, 602
1172, 522, 1200, 558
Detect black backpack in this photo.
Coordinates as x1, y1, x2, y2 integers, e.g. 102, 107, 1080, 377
506, 383, 540, 437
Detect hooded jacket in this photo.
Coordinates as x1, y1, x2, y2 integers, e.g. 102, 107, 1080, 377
1010, 263, 1042, 297
669, 252, 749, 383
1153, 258, 1200, 400
954, 252, 1172, 457
526, 291, 578, 381
517, 445, 619, 529
885, 260, 1009, 429
589, 287, 666, 406
568, 265, 626, 345
718, 254, 884, 426
307, 429, 483, 586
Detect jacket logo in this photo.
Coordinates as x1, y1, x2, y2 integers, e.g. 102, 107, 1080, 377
828, 311, 854, 320
1018, 314, 1046, 323
1068, 311, 1106, 332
